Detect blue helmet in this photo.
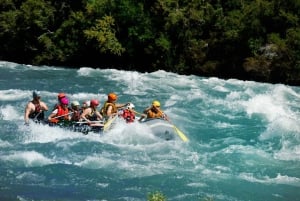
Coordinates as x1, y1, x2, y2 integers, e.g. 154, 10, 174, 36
33, 91, 40, 98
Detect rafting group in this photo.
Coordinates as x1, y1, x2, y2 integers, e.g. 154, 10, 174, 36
23, 91, 182, 138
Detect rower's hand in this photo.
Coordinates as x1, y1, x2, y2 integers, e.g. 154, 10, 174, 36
162, 113, 169, 121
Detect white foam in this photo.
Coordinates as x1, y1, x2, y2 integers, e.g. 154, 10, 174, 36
240, 173, 300, 187
16, 171, 45, 183
274, 143, 300, 161
0, 89, 29, 101
0, 139, 12, 147
0, 151, 53, 167
75, 151, 167, 177
213, 85, 230, 93
77, 67, 97, 76
244, 85, 300, 139
21, 123, 84, 144
245, 94, 286, 122
100, 120, 162, 146
0, 61, 19, 69
0, 105, 21, 120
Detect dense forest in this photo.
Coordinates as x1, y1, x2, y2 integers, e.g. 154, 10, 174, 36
1, 0, 300, 85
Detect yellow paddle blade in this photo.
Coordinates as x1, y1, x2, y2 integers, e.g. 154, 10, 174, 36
103, 115, 117, 131
173, 126, 189, 142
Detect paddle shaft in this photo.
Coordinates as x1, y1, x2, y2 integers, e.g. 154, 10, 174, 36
154, 106, 189, 142
33, 111, 42, 119
53, 112, 73, 119
75, 120, 104, 124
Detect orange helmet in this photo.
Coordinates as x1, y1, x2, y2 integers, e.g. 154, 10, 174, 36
90, 99, 99, 107
58, 93, 66, 99
108, 93, 117, 102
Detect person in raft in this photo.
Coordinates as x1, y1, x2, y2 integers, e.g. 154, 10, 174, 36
100, 93, 128, 120
80, 99, 103, 126
70, 101, 81, 121
24, 91, 49, 125
52, 92, 67, 111
48, 97, 71, 124
138, 100, 169, 122
120, 103, 136, 123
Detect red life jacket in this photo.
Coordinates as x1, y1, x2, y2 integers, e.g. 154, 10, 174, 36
122, 109, 135, 123
56, 105, 69, 119
51, 105, 69, 123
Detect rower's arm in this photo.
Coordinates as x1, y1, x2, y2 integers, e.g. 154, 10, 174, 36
24, 103, 32, 124
41, 101, 48, 111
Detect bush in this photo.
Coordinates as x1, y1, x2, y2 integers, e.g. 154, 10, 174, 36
147, 191, 167, 201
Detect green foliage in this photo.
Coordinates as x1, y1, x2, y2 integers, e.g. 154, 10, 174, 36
248, 38, 264, 56
223, 10, 244, 41
268, 33, 286, 48
84, 15, 125, 55
286, 28, 300, 50
147, 191, 167, 201
155, 35, 171, 52
0, 0, 300, 85
286, 28, 300, 69
0, 0, 16, 10
20, 0, 54, 30
86, 0, 113, 15
0, 9, 20, 36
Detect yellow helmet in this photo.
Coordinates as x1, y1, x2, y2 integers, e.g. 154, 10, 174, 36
152, 100, 160, 107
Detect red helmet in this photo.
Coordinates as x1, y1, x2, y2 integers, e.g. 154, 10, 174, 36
108, 93, 117, 102
90, 99, 99, 107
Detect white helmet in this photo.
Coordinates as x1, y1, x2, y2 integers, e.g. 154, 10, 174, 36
127, 103, 135, 110
71, 101, 80, 107
83, 100, 90, 107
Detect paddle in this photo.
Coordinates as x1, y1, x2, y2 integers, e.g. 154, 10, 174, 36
154, 107, 189, 142
32, 111, 45, 124
103, 115, 118, 131
164, 116, 189, 142
33, 111, 42, 120
172, 125, 189, 142
25, 111, 44, 125
53, 112, 74, 119
75, 120, 104, 124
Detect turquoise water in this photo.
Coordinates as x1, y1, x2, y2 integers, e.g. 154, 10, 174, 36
0, 61, 300, 201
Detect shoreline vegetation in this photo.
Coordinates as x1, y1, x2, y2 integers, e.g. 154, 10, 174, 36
1, 0, 300, 86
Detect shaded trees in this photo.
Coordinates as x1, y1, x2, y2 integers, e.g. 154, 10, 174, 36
0, 0, 299, 85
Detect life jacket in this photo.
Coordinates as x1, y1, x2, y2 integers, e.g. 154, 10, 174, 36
52, 103, 59, 111
147, 109, 164, 119
122, 109, 135, 123
101, 101, 117, 117
50, 105, 69, 123
83, 107, 98, 121
28, 101, 44, 120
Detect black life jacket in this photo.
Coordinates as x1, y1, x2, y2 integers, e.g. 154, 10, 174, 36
28, 101, 44, 120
